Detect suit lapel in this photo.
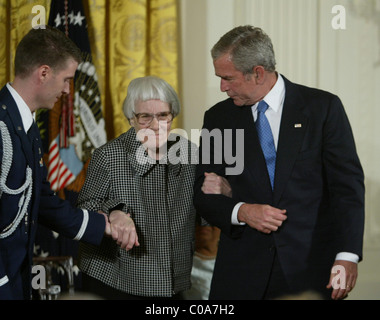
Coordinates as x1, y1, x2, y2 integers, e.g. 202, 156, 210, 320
273, 78, 308, 206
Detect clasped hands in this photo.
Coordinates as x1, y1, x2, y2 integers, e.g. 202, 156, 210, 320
100, 210, 139, 251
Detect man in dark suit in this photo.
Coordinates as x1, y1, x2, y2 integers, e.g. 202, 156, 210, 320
0, 26, 129, 300
194, 26, 365, 300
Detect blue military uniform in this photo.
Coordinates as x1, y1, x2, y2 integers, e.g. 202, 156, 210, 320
0, 85, 105, 299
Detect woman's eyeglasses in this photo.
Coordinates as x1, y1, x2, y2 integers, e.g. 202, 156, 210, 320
133, 112, 173, 126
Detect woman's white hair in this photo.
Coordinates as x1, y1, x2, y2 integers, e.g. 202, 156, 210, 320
123, 76, 180, 120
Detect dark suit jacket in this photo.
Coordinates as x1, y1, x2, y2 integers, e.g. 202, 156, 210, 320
193, 76, 365, 299
0, 85, 105, 300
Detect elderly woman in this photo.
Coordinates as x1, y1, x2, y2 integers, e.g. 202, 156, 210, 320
77, 76, 197, 300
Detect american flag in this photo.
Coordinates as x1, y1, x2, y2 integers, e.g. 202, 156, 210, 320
41, 0, 107, 192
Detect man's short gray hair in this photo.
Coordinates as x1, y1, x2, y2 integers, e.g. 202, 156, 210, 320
211, 25, 276, 75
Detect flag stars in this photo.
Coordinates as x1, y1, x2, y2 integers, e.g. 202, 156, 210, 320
73, 11, 85, 26
54, 13, 62, 27
68, 11, 75, 24
54, 11, 85, 28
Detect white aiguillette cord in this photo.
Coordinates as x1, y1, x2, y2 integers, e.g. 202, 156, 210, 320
0, 121, 33, 239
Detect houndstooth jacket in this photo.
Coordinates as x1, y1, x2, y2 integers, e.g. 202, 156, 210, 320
77, 128, 197, 297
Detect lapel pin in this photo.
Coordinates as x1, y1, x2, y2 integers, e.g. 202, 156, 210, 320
294, 124, 302, 128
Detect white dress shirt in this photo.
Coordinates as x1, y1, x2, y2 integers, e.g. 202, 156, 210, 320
230, 75, 358, 263
6, 83, 34, 133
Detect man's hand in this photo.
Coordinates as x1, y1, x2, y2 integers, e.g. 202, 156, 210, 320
237, 203, 287, 234
201, 172, 232, 198
109, 210, 140, 251
327, 260, 358, 300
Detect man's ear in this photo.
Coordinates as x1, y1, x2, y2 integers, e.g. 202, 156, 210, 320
253, 66, 265, 83
38, 65, 51, 82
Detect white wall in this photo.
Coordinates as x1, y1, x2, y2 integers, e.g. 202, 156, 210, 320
180, 0, 320, 139
179, 0, 380, 299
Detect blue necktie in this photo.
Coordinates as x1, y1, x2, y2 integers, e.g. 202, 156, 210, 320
256, 100, 276, 189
